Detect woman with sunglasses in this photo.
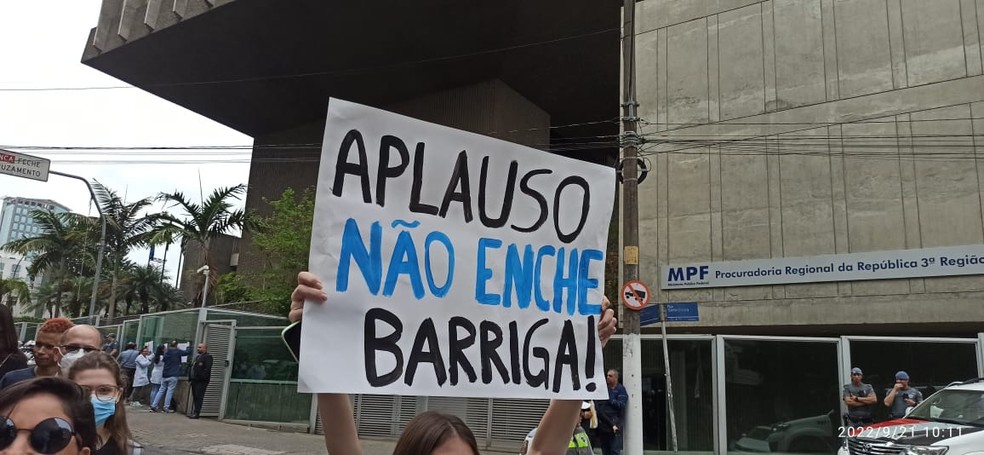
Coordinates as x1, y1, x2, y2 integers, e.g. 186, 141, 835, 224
0, 376, 98, 454
67, 353, 142, 455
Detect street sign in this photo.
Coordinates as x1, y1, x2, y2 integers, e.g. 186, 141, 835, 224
0, 149, 50, 182
621, 279, 651, 311
640, 302, 700, 325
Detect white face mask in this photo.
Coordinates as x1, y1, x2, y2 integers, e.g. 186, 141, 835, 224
59, 349, 86, 374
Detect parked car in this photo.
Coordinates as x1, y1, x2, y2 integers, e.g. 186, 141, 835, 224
839, 378, 984, 455
732, 410, 839, 453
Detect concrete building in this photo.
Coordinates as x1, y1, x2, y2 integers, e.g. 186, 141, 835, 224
619, 0, 984, 452
0, 197, 69, 246
82, 1, 984, 453
0, 197, 69, 317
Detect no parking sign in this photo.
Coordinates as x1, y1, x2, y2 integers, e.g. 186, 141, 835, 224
620, 279, 650, 311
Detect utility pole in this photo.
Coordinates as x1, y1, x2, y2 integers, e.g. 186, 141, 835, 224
50, 170, 106, 323
619, 0, 644, 453
620, 1, 680, 453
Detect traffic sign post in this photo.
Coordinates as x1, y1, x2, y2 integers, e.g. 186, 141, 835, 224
621, 279, 651, 311
0, 149, 50, 182
640, 302, 700, 325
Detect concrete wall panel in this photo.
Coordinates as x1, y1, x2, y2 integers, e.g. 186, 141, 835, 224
717, 5, 766, 120
666, 19, 710, 125
778, 128, 838, 298
886, 0, 909, 88
901, 0, 967, 85
821, 0, 840, 100
841, 122, 906, 250
834, 0, 894, 97
961, 0, 983, 76
910, 105, 983, 247
773, 0, 826, 109
637, 30, 662, 128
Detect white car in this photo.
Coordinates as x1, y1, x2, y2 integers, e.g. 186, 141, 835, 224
838, 379, 984, 455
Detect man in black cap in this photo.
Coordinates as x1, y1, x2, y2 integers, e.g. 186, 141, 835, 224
843, 367, 876, 427
884, 370, 922, 419
101, 332, 119, 357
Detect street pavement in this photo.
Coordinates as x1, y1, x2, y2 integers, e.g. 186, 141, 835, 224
126, 407, 516, 455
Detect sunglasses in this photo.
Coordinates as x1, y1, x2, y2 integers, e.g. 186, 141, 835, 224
0, 417, 79, 454
60, 344, 100, 354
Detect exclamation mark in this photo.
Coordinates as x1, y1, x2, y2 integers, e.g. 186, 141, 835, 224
585, 315, 597, 392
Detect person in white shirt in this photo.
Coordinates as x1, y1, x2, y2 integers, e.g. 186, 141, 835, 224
128, 347, 153, 406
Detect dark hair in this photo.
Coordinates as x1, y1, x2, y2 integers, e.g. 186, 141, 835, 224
154, 345, 166, 364
0, 305, 26, 362
393, 411, 479, 455
125, 342, 136, 350
0, 376, 98, 450
68, 351, 131, 454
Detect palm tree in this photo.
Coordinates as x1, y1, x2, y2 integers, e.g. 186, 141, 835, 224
149, 281, 185, 313
23, 281, 58, 318
117, 263, 167, 315
93, 182, 162, 320
63, 276, 94, 318
155, 184, 250, 307
0, 277, 31, 310
2, 211, 94, 317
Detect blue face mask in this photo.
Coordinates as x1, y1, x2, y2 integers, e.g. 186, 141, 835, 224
91, 395, 117, 426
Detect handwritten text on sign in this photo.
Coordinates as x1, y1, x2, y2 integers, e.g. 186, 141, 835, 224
298, 99, 615, 399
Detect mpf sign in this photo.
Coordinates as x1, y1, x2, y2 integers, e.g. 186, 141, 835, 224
665, 265, 709, 286
661, 245, 984, 289
0, 149, 50, 182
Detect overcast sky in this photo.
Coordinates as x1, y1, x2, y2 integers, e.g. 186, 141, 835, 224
0, 1, 252, 285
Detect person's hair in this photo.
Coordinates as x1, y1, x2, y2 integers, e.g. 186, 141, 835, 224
154, 344, 166, 364
67, 351, 132, 454
38, 317, 74, 336
125, 342, 136, 350
0, 376, 98, 451
0, 305, 26, 363
607, 369, 620, 379
393, 411, 479, 455
169, 340, 177, 348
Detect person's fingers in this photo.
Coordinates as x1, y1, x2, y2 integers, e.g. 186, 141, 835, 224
289, 272, 327, 323
598, 306, 617, 347
297, 271, 323, 289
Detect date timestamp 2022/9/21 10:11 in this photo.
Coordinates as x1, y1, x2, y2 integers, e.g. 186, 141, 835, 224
839, 425, 964, 439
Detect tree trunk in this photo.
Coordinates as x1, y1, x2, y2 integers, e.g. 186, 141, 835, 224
107, 271, 118, 319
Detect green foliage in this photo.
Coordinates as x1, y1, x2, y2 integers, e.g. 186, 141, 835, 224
232, 187, 315, 314
215, 272, 255, 305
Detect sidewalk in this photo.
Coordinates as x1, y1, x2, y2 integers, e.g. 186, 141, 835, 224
126, 408, 516, 455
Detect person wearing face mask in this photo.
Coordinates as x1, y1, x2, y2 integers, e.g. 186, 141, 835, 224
0, 317, 74, 389
68, 352, 144, 455
59, 325, 105, 375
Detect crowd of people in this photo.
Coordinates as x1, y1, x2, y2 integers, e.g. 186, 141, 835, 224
0, 304, 216, 454
0, 270, 623, 455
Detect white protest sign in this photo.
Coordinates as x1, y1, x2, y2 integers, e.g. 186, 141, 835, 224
299, 99, 615, 399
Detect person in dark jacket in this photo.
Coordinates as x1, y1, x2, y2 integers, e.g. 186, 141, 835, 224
594, 369, 628, 455
148, 341, 192, 413
188, 343, 213, 419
